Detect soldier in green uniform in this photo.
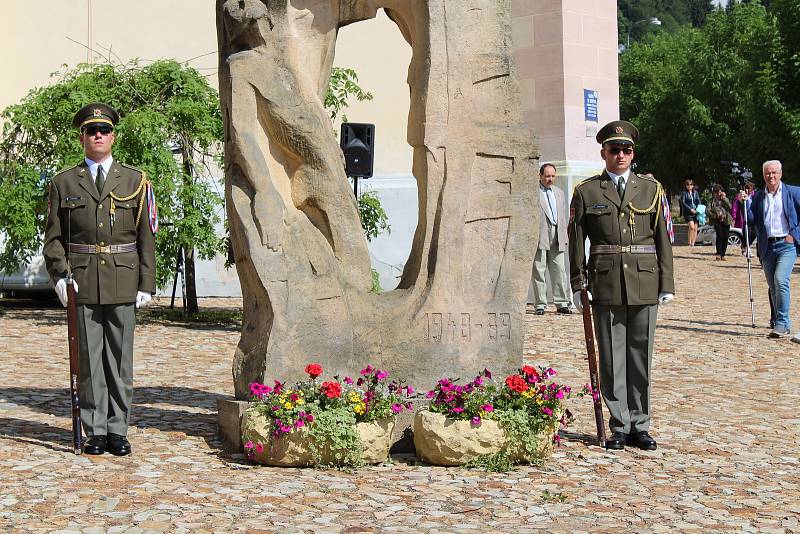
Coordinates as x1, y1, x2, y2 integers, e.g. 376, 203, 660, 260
568, 120, 674, 451
43, 103, 157, 456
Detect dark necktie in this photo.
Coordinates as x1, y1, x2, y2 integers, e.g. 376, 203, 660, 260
95, 165, 105, 193
617, 176, 626, 199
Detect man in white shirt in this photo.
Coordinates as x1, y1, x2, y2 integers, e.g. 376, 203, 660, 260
741, 160, 800, 341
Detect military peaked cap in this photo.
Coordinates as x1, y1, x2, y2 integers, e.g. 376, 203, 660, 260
72, 102, 119, 130
596, 120, 639, 146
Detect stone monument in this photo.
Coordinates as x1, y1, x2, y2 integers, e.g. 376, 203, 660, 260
216, 0, 539, 403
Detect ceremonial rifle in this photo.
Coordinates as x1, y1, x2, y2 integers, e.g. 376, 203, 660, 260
66, 273, 82, 454
580, 288, 606, 447
65, 205, 81, 454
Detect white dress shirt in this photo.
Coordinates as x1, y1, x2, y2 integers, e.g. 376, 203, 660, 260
764, 183, 790, 238
85, 156, 113, 182
540, 183, 557, 223
606, 168, 631, 191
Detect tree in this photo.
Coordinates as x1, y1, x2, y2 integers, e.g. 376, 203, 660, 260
0, 61, 384, 309
0, 60, 224, 313
618, 0, 714, 46
620, 2, 798, 192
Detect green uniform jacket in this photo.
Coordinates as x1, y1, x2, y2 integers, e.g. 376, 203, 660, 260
568, 171, 674, 306
43, 160, 156, 305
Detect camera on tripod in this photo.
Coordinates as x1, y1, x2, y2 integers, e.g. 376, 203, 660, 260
720, 160, 753, 191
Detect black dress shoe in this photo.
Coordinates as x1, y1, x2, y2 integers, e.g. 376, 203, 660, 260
605, 431, 626, 450
83, 435, 107, 455
628, 430, 657, 450
557, 306, 572, 315
107, 433, 132, 456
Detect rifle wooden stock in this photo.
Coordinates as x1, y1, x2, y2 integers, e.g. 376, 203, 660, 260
581, 289, 607, 447
66, 277, 82, 454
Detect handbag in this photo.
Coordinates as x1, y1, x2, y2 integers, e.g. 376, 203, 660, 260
696, 204, 707, 225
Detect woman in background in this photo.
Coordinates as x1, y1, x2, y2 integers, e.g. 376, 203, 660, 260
680, 179, 701, 246
709, 184, 733, 261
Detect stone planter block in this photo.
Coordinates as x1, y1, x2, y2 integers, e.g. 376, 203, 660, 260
242, 407, 395, 466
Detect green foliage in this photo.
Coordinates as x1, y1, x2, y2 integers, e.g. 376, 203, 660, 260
325, 67, 374, 122
0, 61, 225, 285
358, 190, 390, 242
306, 405, 363, 467
621, 2, 800, 192
370, 267, 382, 293
619, 0, 714, 46
138, 307, 242, 326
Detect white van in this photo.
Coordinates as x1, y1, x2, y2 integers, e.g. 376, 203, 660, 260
0, 233, 53, 295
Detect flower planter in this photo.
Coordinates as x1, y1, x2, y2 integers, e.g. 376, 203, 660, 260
242, 408, 395, 466
413, 410, 555, 466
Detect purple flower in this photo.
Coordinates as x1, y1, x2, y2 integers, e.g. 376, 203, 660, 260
483, 369, 492, 380
473, 376, 483, 386
426, 390, 435, 399
391, 403, 403, 414
470, 416, 481, 426
542, 407, 553, 416
376, 370, 389, 381
405, 385, 415, 396
481, 404, 494, 413
244, 440, 254, 450
452, 406, 464, 414
344, 376, 353, 385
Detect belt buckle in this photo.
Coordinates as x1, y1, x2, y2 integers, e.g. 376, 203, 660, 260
95, 244, 111, 254
619, 245, 630, 253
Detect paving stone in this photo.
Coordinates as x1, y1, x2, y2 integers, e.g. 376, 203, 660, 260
1, 250, 800, 531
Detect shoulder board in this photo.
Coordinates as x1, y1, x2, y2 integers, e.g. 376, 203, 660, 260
119, 162, 144, 174
53, 163, 82, 177
575, 175, 604, 190
637, 173, 662, 187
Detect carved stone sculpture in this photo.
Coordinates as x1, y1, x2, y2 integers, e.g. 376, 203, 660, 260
217, 0, 539, 399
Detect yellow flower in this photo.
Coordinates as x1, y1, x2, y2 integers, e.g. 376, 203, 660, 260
522, 389, 536, 399
348, 391, 361, 403
295, 398, 305, 406
283, 401, 294, 409
353, 402, 366, 415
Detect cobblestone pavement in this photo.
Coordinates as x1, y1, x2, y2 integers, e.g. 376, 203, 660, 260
1, 247, 799, 533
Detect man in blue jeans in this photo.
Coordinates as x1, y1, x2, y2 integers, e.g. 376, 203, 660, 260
741, 160, 800, 342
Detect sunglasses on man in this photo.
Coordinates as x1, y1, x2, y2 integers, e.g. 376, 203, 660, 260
607, 146, 633, 155
82, 125, 114, 136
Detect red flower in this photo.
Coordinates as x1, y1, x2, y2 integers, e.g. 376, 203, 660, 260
305, 363, 323, 379
321, 381, 342, 399
505, 374, 528, 393
521, 365, 537, 377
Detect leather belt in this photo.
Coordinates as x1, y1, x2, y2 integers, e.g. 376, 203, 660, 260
69, 242, 137, 254
590, 245, 657, 254
767, 236, 787, 243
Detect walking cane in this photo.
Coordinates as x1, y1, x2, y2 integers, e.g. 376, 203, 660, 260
741, 194, 756, 328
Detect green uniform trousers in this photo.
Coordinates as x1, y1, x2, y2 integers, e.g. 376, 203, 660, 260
77, 303, 135, 437
592, 303, 658, 434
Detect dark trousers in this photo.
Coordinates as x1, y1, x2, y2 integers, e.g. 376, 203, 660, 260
714, 224, 730, 257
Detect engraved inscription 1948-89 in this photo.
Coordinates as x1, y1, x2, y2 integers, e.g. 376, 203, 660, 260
422, 312, 511, 343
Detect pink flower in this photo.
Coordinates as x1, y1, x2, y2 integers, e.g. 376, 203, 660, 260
244, 440, 254, 450
391, 403, 403, 414
343, 376, 353, 385
452, 406, 464, 414
470, 416, 481, 426
426, 390, 435, 399
473, 376, 484, 386
481, 404, 494, 413
255, 442, 264, 453
555, 390, 565, 400
541, 406, 553, 416
360, 365, 374, 376
295, 419, 305, 428
306, 413, 315, 423
290, 392, 300, 402
376, 370, 389, 381
483, 369, 492, 380
405, 385, 415, 395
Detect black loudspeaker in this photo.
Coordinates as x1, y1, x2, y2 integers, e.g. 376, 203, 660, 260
340, 122, 375, 178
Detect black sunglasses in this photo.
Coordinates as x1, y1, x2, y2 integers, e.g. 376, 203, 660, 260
607, 146, 633, 155
83, 125, 114, 136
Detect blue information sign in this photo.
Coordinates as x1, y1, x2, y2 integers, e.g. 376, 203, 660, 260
584, 89, 598, 122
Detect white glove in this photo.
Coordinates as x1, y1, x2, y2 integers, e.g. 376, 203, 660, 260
135, 291, 152, 309
572, 290, 592, 312
658, 292, 674, 305
54, 278, 78, 307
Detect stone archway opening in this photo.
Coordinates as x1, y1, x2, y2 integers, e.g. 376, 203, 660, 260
333, 8, 416, 291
